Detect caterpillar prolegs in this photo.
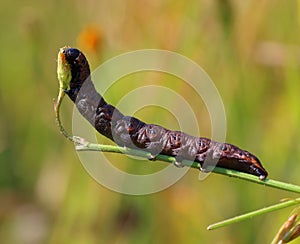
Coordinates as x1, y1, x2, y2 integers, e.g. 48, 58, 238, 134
59, 47, 268, 180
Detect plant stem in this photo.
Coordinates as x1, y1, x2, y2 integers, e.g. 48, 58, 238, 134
54, 89, 73, 141
207, 198, 300, 230
74, 139, 300, 194
74, 139, 300, 229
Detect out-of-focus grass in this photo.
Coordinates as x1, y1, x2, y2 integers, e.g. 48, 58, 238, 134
0, 0, 300, 243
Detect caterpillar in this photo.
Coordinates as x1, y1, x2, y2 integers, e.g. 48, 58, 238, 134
58, 47, 268, 180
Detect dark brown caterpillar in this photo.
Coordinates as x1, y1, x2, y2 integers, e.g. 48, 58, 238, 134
61, 47, 268, 180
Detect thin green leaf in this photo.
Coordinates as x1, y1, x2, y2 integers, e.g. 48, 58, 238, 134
208, 198, 300, 230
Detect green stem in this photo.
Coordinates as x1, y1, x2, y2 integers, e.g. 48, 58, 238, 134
75, 140, 300, 194
56, 130, 300, 233
74, 139, 300, 231
54, 89, 73, 141
207, 198, 300, 230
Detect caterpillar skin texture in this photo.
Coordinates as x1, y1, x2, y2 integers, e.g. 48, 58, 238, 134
61, 47, 268, 180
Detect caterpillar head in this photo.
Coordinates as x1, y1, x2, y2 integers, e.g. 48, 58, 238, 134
57, 47, 72, 91
57, 47, 90, 91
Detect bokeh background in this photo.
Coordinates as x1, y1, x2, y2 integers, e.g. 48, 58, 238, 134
1, 0, 300, 243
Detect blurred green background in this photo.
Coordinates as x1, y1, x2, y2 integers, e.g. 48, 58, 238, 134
1, 0, 300, 243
